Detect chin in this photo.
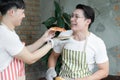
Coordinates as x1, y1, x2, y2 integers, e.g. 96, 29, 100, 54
71, 27, 77, 31
16, 24, 21, 27
18, 22, 22, 26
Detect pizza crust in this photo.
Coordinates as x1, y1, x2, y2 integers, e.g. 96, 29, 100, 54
50, 27, 66, 32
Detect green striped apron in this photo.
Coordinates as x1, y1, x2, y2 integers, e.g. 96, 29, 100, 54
59, 38, 92, 79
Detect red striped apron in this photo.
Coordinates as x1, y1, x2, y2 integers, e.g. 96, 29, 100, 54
0, 58, 25, 80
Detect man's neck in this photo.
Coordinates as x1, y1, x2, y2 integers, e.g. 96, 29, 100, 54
73, 30, 90, 41
1, 17, 15, 31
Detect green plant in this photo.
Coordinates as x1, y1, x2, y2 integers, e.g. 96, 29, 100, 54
42, 1, 71, 33
41, 1, 71, 74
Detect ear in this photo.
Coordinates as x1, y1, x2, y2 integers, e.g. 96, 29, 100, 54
86, 19, 91, 25
7, 9, 15, 16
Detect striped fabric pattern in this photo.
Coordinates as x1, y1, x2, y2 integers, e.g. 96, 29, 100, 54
0, 58, 25, 80
59, 48, 91, 78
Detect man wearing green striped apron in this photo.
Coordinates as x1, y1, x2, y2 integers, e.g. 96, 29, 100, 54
46, 4, 109, 80
59, 37, 92, 79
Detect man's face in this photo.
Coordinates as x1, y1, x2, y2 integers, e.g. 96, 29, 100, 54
12, 8, 25, 26
70, 9, 90, 32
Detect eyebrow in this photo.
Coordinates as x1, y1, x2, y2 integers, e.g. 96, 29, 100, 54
72, 13, 84, 17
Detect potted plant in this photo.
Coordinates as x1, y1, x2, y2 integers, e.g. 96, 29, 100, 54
41, 1, 71, 74
42, 0, 71, 36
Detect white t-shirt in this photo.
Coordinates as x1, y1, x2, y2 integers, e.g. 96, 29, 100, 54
0, 23, 24, 71
53, 30, 108, 72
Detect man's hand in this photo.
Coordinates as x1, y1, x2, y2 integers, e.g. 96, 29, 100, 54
46, 67, 57, 80
41, 29, 55, 42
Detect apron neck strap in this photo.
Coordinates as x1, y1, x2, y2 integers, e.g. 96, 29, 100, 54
83, 37, 88, 52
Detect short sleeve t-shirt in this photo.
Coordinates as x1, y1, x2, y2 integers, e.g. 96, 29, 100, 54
0, 23, 24, 71
53, 30, 108, 72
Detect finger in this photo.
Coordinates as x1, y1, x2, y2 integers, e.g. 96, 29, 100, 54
49, 32, 55, 38
48, 28, 56, 33
49, 28, 57, 34
50, 31, 56, 35
51, 33, 55, 38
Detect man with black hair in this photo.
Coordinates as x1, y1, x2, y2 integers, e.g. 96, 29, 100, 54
46, 4, 109, 80
0, 0, 56, 80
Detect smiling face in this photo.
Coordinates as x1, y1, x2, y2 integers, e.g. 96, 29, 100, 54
12, 8, 25, 26
70, 9, 91, 32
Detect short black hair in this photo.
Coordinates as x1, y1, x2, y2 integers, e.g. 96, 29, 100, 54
76, 4, 95, 28
0, 0, 25, 15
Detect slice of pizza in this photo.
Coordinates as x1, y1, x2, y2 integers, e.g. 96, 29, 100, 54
50, 27, 66, 32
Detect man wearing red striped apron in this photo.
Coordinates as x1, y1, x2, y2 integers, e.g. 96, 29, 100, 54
0, 0, 55, 80
0, 0, 26, 79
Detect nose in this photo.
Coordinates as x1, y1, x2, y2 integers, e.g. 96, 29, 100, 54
23, 13, 25, 18
70, 16, 75, 22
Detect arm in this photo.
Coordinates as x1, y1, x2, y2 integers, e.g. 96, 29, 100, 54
26, 36, 46, 52
85, 39, 109, 80
14, 29, 55, 64
87, 61, 109, 80
15, 42, 52, 64
76, 61, 109, 80
45, 50, 61, 80
48, 50, 61, 68
27, 29, 55, 52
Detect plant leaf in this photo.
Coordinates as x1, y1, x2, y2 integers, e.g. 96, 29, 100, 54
54, 1, 62, 18
64, 23, 71, 30
42, 17, 56, 28
62, 13, 71, 27
57, 17, 65, 28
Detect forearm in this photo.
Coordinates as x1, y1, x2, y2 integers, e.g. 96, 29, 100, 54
15, 43, 52, 64
29, 43, 52, 64
87, 69, 108, 80
48, 52, 59, 68
76, 70, 108, 80
76, 62, 109, 80
27, 37, 46, 52
76, 61, 109, 80
88, 62, 109, 80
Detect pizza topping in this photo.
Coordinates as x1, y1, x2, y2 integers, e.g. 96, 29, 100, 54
50, 27, 66, 32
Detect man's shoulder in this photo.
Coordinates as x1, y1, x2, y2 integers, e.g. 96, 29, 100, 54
89, 32, 105, 45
